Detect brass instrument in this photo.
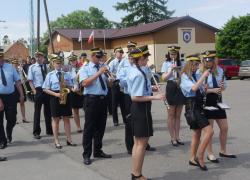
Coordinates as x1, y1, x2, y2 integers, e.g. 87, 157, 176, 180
59, 71, 70, 105
18, 61, 35, 102
75, 72, 84, 96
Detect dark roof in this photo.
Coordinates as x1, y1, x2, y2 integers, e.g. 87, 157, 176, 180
49, 16, 219, 42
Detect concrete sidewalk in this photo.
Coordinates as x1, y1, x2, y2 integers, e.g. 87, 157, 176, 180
0, 124, 108, 180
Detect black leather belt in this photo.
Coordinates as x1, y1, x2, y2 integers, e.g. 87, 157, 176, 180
85, 94, 106, 99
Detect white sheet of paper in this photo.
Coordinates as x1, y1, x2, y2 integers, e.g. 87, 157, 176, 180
217, 103, 231, 110
204, 106, 218, 111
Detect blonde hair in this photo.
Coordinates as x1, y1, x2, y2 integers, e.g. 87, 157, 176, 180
181, 61, 195, 80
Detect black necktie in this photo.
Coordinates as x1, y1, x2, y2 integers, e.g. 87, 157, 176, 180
0, 65, 7, 86
57, 71, 62, 82
94, 64, 106, 91
192, 73, 197, 82
212, 75, 218, 88
40, 64, 45, 81
136, 66, 148, 91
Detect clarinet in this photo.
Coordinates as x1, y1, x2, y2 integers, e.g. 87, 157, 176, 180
218, 70, 225, 103
203, 76, 208, 109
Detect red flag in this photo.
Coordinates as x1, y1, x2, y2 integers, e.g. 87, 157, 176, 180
88, 30, 94, 44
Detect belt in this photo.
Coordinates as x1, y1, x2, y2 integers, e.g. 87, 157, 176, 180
85, 94, 106, 99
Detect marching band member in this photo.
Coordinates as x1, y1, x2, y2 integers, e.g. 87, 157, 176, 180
127, 46, 165, 180
68, 54, 83, 133
79, 48, 112, 165
78, 53, 89, 68
161, 46, 185, 146
11, 59, 29, 124
180, 54, 213, 171
43, 56, 76, 149
200, 50, 236, 162
0, 50, 24, 148
28, 51, 53, 139
108, 47, 126, 126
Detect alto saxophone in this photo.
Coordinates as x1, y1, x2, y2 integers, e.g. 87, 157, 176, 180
59, 72, 70, 105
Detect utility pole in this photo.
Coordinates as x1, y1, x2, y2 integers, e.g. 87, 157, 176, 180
43, 0, 54, 53
37, 0, 40, 51
29, 0, 35, 57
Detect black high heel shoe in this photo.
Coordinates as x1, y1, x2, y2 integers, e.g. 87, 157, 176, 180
67, 141, 77, 146
55, 143, 62, 149
195, 158, 208, 171
171, 140, 178, 147
176, 139, 184, 145
131, 174, 151, 180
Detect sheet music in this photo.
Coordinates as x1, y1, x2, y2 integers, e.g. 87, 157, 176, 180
217, 103, 231, 110
204, 106, 219, 111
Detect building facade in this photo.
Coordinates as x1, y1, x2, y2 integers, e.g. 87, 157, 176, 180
47, 16, 218, 71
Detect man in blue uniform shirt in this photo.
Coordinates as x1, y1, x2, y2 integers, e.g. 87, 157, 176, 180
28, 51, 52, 139
108, 47, 126, 126
0, 49, 24, 148
79, 48, 112, 165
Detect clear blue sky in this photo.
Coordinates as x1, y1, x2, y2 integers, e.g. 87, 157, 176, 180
1, 0, 250, 41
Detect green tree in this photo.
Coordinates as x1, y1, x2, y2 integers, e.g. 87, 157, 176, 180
216, 14, 250, 61
114, 0, 174, 27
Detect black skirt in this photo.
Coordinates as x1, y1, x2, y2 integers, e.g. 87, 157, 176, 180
166, 80, 185, 105
185, 98, 210, 130
14, 85, 27, 103
70, 92, 84, 109
131, 101, 153, 137
204, 93, 227, 119
50, 92, 72, 118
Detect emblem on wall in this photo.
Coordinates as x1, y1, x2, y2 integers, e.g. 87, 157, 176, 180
183, 31, 191, 43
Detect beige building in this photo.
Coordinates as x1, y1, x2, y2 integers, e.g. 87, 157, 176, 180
47, 16, 218, 71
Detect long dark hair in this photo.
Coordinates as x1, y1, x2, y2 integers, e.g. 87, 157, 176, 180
166, 52, 181, 67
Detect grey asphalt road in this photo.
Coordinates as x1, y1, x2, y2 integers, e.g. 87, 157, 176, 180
0, 79, 250, 180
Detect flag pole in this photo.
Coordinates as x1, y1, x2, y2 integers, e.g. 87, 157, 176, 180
103, 29, 106, 52
93, 30, 95, 48
80, 30, 83, 50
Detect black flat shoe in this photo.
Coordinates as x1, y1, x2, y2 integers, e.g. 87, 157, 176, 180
114, 123, 119, 127
189, 160, 198, 166
207, 156, 219, 163
176, 139, 185, 145
34, 134, 41, 139
94, 151, 112, 158
195, 158, 208, 171
83, 157, 92, 165
146, 145, 156, 151
55, 143, 62, 149
66, 141, 77, 146
131, 174, 151, 180
171, 140, 178, 147
0, 143, 7, 149
7, 136, 12, 144
22, 119, 30, 123
219, 153, 237, 158
0, 157, 7, 161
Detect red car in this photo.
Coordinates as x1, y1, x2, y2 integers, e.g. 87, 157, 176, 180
217, 59, 239, 79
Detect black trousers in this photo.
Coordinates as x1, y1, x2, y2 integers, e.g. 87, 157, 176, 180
111, 84, 126, 124
33, 87, 52, 135
107, 87, 112, 115
124, 94, 134, 152
82, 95, 108, 158
0, 93, 17, 145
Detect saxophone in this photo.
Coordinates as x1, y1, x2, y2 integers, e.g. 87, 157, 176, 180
59, 72, 70, 105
